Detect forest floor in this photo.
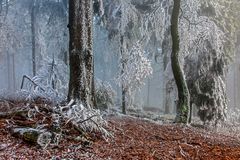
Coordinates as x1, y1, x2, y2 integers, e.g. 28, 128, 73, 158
0, 103, 240, 159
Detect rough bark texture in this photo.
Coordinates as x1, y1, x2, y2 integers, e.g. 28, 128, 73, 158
68, 0, 94, 108
120, 35, 126, 114
171, 0, 190, 124
85, 0, 96, 108
31, 0, 36, 76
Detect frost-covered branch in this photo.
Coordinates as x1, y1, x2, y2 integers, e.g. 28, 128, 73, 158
116, 41, 152, 108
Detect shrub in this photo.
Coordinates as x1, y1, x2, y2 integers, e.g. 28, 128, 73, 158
95, 79, 116, 110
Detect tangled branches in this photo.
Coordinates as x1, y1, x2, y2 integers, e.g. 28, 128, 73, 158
4, 100, 110, 149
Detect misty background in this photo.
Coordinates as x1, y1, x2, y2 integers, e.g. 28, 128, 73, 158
0, 0, 239, 117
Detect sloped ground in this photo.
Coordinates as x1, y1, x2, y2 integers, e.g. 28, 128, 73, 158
0, 106, 240, 159
93, 116, 240, 159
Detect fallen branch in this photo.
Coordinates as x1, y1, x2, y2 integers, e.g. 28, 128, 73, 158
0, 110, 28, 119
20, 75, 45, 92
79, 115, 98, 124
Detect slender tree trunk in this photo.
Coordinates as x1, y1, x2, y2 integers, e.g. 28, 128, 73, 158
31, 0, 36, 76
5, 0, 8, 16
188, 101, 193, 123
122, 86, 126, 114
120, 35, 126, 114
12, 53, 16, 90
68, 0, 95, 108
0, 0, 2, 13
147, 77, 150, 107
7, 52, 11, 91
171, 0, 190, 124
164, 90, 170, 114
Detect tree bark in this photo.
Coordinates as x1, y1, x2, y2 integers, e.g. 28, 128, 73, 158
7, 51, 11, 91
85, 0, 96, 108
31, 0, 36, 76
120, 35, 126, 114
0, 0, 2, 13
12, 52, 16, 90
171, 0, 190, 123
68, 0, 95, 108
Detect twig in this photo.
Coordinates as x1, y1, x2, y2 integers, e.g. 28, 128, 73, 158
20, 75, 45, 92
179, 145, 187, 158
79, 115, 98, 124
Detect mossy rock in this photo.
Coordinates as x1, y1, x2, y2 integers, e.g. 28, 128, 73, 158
11, 128, 41, 143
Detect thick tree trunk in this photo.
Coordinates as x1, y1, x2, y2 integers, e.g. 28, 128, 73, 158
85, 0, 96, 108
68, 0, 95, 108
171, 0, 190, 124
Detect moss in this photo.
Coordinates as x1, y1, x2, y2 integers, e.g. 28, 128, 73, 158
23, 130, 39, 143
171, 0, 190, 124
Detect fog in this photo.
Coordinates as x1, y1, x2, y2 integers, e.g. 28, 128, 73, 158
0, 0, 239, 118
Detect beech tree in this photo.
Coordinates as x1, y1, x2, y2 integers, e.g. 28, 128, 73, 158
68, 0, 95, 108
171, 0, 190, 123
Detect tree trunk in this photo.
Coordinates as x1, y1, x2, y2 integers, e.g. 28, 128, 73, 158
85, 0, 96, 108
171, 0, 190, 124
68, 0, 95, 108
31, 0, 36, 76
12, 52, 16, 90
0, 0, 2, 13
120, 35, 126, 114
7, 51, 11, 91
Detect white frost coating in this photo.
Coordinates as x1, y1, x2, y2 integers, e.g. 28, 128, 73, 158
21, 58, 69, 104
179, 0, 225, 60
37, 131, 52, 148
53, 100, 110, 138
116, 41, 153, 108
98, 0, 104, 17
95, 79, 116, 110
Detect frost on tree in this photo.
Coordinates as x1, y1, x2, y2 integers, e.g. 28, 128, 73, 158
94, 0, 232, 124
179, 0, 230, 124
116, 42, 153, 111
171, 0, 190, 124
68, 0, 95, 108
98, 0, 169, 112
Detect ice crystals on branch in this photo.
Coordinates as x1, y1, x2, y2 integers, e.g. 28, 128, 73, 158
179, 0, 225, 59
20, 58, 69, 104
116, 41, 153, 107
53, 100, 110, 138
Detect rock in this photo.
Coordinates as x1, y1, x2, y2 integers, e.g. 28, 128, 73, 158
10, 127, 52, 147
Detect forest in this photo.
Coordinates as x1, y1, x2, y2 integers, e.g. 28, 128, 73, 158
0, 0, 240, 159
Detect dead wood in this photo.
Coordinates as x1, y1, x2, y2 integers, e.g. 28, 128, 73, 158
0, 110, 28, 119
